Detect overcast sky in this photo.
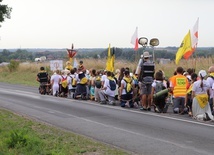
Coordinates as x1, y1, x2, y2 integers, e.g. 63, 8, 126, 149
0, 0, 213, 49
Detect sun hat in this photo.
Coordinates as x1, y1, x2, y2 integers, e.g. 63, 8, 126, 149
208, 66, 214, 73
198, 70, 207, 78
183, 71, 188, 76
142, 51, 151, 58
115, 69, 120, 74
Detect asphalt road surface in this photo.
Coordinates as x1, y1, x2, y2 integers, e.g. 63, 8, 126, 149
0, 82, 214, 155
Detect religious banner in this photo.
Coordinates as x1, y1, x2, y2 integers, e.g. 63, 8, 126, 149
50, 60, 63, 71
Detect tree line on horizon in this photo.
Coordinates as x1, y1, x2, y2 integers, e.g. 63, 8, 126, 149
0, 47, 214, 63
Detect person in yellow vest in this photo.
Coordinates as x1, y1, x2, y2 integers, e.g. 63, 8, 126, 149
170, 67, 189, 114
192, 70, 213, 121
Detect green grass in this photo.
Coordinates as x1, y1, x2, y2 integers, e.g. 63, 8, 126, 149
0, 109, 129, 155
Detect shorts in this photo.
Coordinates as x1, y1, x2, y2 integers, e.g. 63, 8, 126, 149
140, 83, 152, 95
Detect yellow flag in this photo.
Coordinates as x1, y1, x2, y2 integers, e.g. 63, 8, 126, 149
105, 44, 112, 71
175, 30, 192, 64
110, 47, 115, 72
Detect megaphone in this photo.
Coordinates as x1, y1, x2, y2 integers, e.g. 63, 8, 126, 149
149, 38, 159, 46
138, 37, 148, 46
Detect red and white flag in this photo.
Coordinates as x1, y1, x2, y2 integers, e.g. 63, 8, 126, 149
131, 27, 138, 51
183, 18, 199, 59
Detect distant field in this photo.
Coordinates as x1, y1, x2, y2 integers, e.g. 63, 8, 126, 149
0, 57, 213, 86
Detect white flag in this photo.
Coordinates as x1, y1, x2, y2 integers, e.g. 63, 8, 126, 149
191, 18, 199, 49
131, 27, 138, 51
183, 18, 199, 59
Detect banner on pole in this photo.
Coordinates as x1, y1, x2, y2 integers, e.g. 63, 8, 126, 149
50, 60, 63, 71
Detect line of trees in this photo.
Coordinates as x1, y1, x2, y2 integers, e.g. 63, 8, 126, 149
0, 47, 214, 63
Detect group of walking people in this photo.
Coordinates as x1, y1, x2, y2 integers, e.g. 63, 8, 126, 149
36, 51, 214, 122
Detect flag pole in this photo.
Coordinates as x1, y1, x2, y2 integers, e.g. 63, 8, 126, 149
152, 46, 155, 63
135, 48, 138, 63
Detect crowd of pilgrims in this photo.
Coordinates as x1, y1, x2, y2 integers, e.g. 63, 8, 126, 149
37, 52, 214, 122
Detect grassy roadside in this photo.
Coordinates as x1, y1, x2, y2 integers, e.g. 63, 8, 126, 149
0, 108, 130, 155
0, 62, 131, 155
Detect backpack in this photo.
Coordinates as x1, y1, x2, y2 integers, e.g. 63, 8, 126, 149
95, 76, 102, 88
38, 72, 48, 83
132, 76, 139, 87
154, 81, 167, 99
208, 75, 214, 80
139, 61, 155, 82
80, 77, 88, 85
69, 76, 76, 87
124, 79, 133, 94
109, 79, 116, 91
61, 76, 68, 88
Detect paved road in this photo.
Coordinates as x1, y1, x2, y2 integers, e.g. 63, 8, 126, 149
0, 82, 214, 155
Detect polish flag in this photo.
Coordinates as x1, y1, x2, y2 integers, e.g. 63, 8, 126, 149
131, 27, 138, 51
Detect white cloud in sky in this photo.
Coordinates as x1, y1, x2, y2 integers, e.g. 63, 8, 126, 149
0, 0, 213, 49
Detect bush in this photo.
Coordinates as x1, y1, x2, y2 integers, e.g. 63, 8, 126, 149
8, 60, 20, 72
7, 130, 27, 148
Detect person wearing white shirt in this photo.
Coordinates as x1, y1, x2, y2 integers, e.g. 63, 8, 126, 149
192, 70, 213, 121
119, 70, 135, 108
51, 70, 61, 96
67, 69, 77, 98
212, 82, 214, 115
98, 71, 116, 105
101, 70, 107, 88
206, 66, 214, 114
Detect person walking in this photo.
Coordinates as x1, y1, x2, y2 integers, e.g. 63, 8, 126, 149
50, 70, 61, 96
37, 66, 49, 94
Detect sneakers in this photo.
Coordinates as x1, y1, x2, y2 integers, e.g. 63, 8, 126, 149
173, 108, 179, 114
55, 91, 59, 97
203, 113, 211, 121
140, 107, 147, 111
154, 107, 160, 113
125, 102, 130, 108
162, 103, 169, 113
134, 102, 139, 108
108, 101, 116, 106
100, 100, 107, 104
